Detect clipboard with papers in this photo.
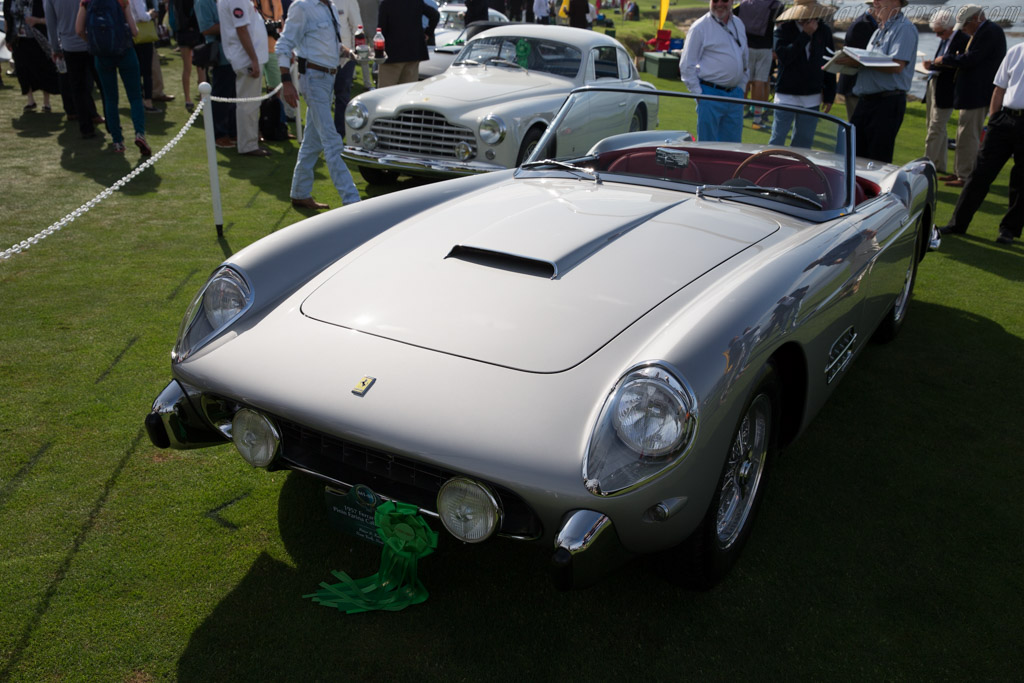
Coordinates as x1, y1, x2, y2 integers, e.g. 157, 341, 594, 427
823, 47, 900, 75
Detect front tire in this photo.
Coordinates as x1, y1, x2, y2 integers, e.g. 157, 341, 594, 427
674, 363, 779, 588
516, 127, 545, 166
874, 221, 922, 343
629, 104, 647, 132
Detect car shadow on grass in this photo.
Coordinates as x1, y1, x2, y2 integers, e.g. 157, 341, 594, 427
175, 301, 1024, 680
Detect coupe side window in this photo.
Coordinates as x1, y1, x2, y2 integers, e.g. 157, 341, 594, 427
591, 46, 621, 80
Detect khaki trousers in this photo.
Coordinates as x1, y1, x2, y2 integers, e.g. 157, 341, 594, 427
924, 79, 952, 174
954, 107, 986, 180
377, 61, 419, 88
234, 68, 263, 153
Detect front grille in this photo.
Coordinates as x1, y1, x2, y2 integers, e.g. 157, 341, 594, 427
371, 109, 475, 159
272, 417, 542, 539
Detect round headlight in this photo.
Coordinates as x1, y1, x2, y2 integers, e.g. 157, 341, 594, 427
454, 141, 474, 161
612, 377, 690, 458
436, 478, 501, 543
478, 115, 506, 145
362, 131, 378, 151
345, 101, 369, 130
231, 409, 280, 468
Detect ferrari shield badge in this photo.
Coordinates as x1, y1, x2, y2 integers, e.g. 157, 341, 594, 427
352, 376, 376, 396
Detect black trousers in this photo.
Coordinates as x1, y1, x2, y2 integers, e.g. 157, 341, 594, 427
63, 50, 101, 136
210, 62, 237, 139
851, 93, 905, 164
947, 110, 1024, 237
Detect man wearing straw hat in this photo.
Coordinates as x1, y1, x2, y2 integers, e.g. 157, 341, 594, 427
678, 0, 749, 142
769, 0, 836, 148
835, 0, 917, 163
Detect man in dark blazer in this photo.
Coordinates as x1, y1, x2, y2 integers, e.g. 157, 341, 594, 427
377, 0, 440, 86
921, 13, 967, 175
934, 4, 1006, 186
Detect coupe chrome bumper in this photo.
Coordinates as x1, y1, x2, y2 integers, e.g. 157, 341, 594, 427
342, 146, 504, 178
145, 380, 227, 450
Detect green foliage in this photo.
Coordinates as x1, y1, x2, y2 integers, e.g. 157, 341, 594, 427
0, 49, 1021, 681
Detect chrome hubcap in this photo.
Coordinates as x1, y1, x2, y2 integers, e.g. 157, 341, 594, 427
716, 394, 771, 549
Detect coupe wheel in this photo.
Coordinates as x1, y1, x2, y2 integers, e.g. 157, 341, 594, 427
358, 167, 400, 185
874, 220, 922, 343
672, 363, 779, 588
629, 105, 647, 132
516, 127, 545, 166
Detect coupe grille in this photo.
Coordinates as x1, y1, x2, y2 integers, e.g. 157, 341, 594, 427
272, 416, 542, 539
371, 109, 475, 158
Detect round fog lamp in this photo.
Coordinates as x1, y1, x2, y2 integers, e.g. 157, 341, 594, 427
363, 131, 378, 151
436, 478, 500, 543
232, 408, 280, 468
454, 141, 474, 161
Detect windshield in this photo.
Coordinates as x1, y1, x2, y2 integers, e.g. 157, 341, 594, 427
522, 88, 857, 220
456, 36, 582, 78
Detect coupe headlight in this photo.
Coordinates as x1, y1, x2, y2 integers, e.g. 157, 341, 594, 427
478, 115, 506, 145
173, 266, 252, 362
583, 363, 698, 496
345, 101, 369, 130
437, 478, 501, 543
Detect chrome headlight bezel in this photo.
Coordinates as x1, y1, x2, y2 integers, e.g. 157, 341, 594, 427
583, 362, 698, 497
172, 265, 253, 362
478, 115, 506, 145
345, 101, 369, 130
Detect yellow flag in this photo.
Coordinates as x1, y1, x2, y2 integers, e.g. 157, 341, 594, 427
659, 0, 669, 29
560, 0, 570, 18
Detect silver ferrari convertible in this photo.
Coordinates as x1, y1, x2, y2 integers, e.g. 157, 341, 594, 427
146, 89, 938, 589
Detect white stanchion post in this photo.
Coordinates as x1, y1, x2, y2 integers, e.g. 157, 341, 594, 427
199, 81, 225, 238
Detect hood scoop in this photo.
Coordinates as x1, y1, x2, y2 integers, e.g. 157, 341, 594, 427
446, 245, 556, 279
449, 199, 686, 279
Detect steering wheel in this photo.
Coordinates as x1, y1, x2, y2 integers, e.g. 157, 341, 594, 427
731, 148, 832, 206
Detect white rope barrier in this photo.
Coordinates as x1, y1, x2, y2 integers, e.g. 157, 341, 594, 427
1, 82, 286, 261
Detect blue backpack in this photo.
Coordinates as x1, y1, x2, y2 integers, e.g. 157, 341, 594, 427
86, 0, 133, 58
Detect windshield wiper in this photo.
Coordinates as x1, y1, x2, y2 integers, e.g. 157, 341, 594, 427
453, 58, 481, 66
487, 58, 527, 71
697, 184, 823, 209
520, 157, 601, 182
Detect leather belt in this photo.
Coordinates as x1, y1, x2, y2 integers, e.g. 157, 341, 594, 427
699, 78, 734, 92
860, 90, 904, 101
305, 61, 338, 75
1002, 107, 1024, 117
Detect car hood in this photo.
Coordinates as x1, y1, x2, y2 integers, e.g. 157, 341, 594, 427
301, 178, 780, 372
368, 67, 572, 108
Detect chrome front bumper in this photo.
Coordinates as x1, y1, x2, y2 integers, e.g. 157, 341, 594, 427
145, 380, 227, 450
550, 510, 631, 590
342, 146, 505, 178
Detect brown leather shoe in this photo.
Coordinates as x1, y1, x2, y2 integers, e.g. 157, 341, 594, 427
153, 94, 175, 102
241, 147, 271, 157
939, 174, 957, 182
291, 196, 329, 210
944, 178, 965, 187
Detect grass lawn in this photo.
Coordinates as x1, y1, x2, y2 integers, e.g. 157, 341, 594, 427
1, 42, 1022, 681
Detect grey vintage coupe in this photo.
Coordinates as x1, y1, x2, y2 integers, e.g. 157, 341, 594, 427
146, 89, 938, 589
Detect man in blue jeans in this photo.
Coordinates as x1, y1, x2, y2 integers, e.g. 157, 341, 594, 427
678, 0, 749, 142
275, 0, 361, 210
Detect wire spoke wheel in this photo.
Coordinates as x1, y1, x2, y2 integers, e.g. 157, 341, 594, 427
716, 394, 771, 550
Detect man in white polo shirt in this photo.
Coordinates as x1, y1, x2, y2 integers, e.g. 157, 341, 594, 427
219, 0, 270, 156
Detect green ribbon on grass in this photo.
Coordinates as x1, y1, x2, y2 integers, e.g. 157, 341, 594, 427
305, 501, 438, 613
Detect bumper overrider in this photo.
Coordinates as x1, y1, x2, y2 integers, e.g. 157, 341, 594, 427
341, 146, 506, 178
145, 379, 629, 589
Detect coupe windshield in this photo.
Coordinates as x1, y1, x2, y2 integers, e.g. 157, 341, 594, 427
456, 37, 582, 78
523, 88, 858, 221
